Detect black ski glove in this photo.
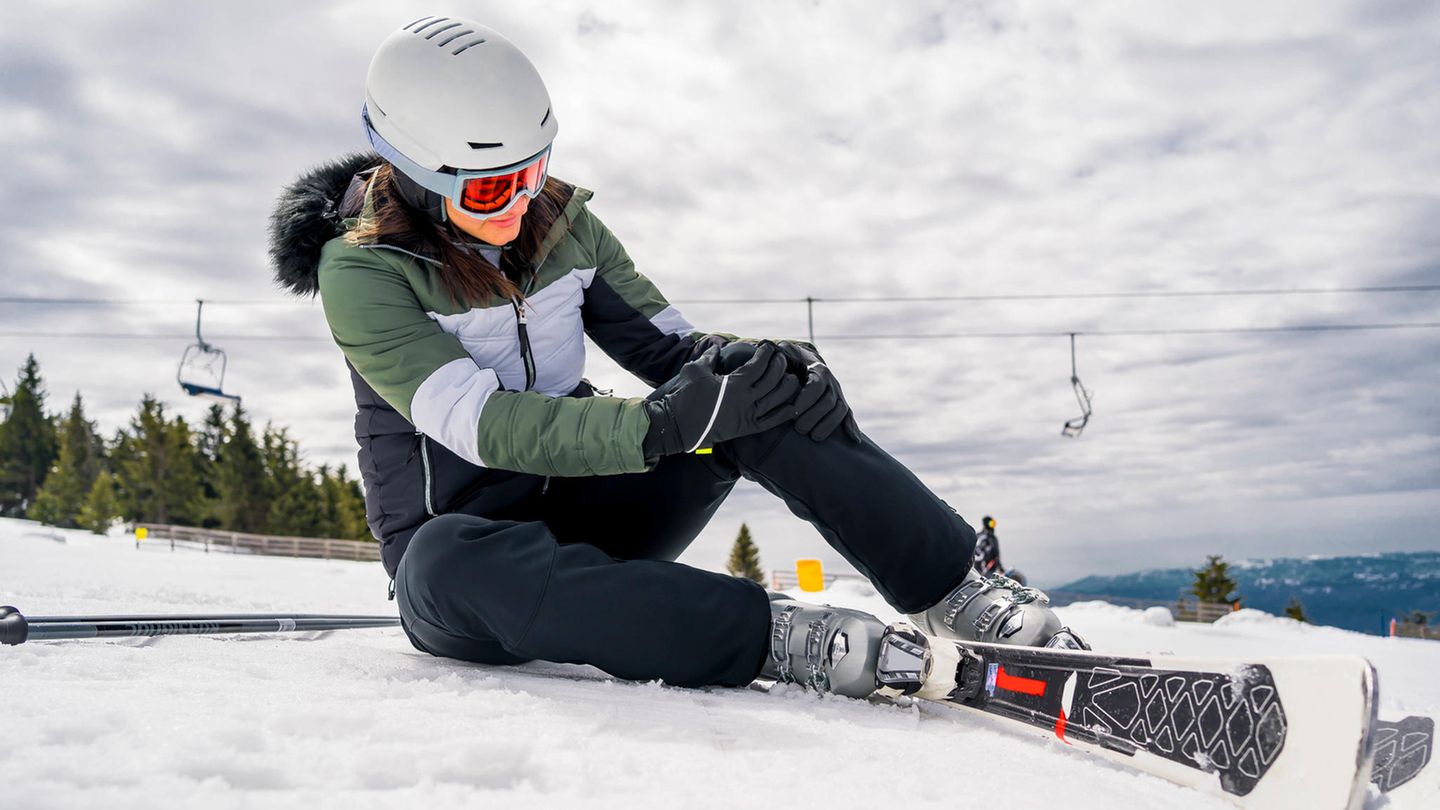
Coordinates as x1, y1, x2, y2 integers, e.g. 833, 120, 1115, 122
775, 341, 860, 442
643, 342, 800, 461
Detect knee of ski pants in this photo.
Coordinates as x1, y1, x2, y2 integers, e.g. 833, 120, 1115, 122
648, 341, 763, 405
396, 513, 558, 657
714, 339, 847, 384
715, 340, 759, 373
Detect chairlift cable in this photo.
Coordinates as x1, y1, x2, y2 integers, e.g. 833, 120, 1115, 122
2, 322, 1438, 343
3, 283, 1439, 308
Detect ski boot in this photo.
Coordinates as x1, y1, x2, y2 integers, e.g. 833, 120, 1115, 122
760, 595, 969, 701
908, 568, 1088, 650
760, 596, 887, 698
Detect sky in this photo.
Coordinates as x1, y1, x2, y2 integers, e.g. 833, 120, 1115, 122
1, 0, 1437, 587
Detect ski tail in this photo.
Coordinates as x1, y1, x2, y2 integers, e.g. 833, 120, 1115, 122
1371, 715, 1434, 794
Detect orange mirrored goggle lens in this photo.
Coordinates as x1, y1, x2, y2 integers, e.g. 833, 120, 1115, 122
458, 153, 549, 216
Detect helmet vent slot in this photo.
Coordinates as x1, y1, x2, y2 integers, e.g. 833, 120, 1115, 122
409, 17, 450, 34
403, 16, 439, 31
451, 37, 487, 56
540, 107, 551, 127
424, 21, 463, 40
467, 142, 503, 150
437, 29, 473, 47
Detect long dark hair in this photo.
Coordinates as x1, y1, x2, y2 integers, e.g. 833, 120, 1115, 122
345, 162, 575, 306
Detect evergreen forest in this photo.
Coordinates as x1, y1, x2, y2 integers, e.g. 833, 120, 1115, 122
0, 354, 370, 541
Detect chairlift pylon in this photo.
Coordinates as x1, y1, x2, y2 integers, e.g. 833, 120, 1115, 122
177, 299, 241, 404
1061, 333, 1093, 438
0, 378, 11, 422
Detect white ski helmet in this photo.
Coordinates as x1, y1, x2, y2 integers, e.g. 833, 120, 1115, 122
362, 16, 558, 220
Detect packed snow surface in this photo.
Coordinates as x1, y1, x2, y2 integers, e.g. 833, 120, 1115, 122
3, 518, 1438, 810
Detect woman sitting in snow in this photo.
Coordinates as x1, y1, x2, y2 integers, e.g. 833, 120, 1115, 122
267, 16, 1085, 700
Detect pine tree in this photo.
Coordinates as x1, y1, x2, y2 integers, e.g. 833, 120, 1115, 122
194, 403, 227, 528
333, 465, 370, 542
314, 463, 340, 537
318, 464, 371, 542
726, 523, 766, 584
28, 393, 103, 528
77, 470, 121, 534
213, 404, 269, 533
25, 482, 66, 526
263, 425, 326, 537
1190, 554, 1242, 606
112, 396, 203, 525
196, 403, 226, 463
1283, 596, 1310, 623
0, 355, 59, 516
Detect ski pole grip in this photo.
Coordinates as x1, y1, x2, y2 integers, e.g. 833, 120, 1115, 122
0, 605, 28, 645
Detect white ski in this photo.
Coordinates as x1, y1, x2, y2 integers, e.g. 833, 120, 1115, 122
899, 641, 1378, 810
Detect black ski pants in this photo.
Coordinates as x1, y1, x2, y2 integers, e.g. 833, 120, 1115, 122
395, 395, 977, 690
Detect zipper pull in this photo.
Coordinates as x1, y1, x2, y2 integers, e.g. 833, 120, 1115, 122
512, 297, 536, 392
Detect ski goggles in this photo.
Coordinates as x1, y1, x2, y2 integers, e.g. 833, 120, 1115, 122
363, 105, 550, 220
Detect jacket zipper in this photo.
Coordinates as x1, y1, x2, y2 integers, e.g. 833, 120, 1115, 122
418, 432, 436, 516
512, 297, 536, 391
521, 268, 550, 496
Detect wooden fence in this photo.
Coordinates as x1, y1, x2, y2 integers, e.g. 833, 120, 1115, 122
1391, 619, 1440, 641
770, 569, 866, 591
1045, 590, 1174, 611
134, 523, 382, 563
1174, 600, 1241, 623
770, 572, 1245, 624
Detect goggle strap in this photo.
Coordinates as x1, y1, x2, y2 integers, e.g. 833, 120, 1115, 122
363, 112, 455, 197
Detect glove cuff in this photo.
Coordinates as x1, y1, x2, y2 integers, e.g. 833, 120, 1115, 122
641, 400, 684, 463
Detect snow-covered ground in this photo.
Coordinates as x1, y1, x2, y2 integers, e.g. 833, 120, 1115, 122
3, 517, 1437, 810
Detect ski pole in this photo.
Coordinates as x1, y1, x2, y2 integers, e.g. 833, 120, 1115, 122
0, 605, 398, 645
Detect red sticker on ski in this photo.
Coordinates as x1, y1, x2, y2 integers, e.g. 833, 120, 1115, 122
995, 665, 1046, 696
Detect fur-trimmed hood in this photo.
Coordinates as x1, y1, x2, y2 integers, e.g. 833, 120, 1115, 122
267, 151, 382, 296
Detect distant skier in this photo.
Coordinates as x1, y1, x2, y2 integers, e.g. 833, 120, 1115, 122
268, 16, 1084, 701
972, 516, 1003, 575
973, 516, 1029, 585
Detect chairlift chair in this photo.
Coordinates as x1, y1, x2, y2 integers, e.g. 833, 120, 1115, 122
0, 379, 11, 422
1061, 333, 1093, 438
177, 299, 241, 403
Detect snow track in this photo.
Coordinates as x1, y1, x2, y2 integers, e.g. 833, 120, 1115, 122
3, 518, 1436, 809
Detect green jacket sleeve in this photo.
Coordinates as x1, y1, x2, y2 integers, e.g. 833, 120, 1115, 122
317, 238, 650, 476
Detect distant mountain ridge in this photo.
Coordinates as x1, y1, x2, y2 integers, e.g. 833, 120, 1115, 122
1054, 550, 1440, 635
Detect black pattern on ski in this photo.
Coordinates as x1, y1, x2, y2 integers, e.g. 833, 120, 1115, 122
1370, 716, 1433, 793
947, 643, 1287, 796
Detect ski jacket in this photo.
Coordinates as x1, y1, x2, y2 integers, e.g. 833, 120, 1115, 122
268, 152, 727, 577
972, 528, 1002, 575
